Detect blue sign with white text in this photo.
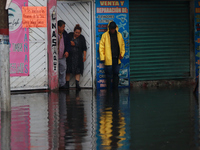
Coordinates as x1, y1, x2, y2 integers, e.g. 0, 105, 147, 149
96, 0, 130, 89
195, 0, 200, 80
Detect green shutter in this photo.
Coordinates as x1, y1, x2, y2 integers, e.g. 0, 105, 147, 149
129, 1, 190, 81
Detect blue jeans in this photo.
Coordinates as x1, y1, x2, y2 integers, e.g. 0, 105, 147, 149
104, 58, 120, 78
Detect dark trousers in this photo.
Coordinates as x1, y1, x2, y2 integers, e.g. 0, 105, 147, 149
105, 58, 120, 89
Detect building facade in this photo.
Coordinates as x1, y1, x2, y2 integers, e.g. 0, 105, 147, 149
7, 0, 197, 90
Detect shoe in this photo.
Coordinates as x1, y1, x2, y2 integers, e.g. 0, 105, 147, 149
76, 80, 81, 90
59, 83, 67, 89
66, 81, 69, 89
59, 85, 66, 89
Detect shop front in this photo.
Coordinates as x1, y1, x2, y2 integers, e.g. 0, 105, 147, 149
8, 0, 130, 90
57, 0, 94, 89
129, 0, 192, 82
8, 0, 196, 91
8, 0, 95, 90
9, 0, 48, 90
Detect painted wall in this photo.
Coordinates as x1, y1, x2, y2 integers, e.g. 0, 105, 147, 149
47, 0, 59, 90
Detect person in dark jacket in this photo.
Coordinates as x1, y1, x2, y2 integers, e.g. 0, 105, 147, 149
66, 24, 87, 90
58, 20, 71, 89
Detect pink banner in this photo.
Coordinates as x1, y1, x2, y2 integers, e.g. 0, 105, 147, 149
9, 0, 29, 76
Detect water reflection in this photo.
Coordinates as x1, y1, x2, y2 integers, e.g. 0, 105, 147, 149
48, 91, 59, 150
0, 93, 49, 150
130, 87, 198, 150
96, 89, 130, 150
1, 112, 11, 150
58, 90, 95, 150
59, 90, 87, 150
0, 87, 199, 149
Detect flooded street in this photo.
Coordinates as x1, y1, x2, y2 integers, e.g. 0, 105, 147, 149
1, 87, 199, 150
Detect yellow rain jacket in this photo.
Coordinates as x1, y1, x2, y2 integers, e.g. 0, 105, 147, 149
99, 23, 125, 66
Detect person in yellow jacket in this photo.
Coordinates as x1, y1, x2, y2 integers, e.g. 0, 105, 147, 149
99, 21, 125, 90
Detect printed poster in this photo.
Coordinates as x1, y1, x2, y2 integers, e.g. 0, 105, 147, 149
9, 0, 29, 76
96, 0, 130, 89
22, 6, 47, 28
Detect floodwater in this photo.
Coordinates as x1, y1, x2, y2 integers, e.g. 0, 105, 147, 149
0, 87, 199, 150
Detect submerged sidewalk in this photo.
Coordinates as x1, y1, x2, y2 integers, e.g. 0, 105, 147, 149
0, 86, 199, 150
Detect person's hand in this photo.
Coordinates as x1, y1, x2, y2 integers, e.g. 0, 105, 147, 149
71, 41, 75, 46
64, 52, 69, 58
83, 56, 86, 62
119, 55, 123, 59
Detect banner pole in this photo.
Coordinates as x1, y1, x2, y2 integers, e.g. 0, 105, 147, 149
0, 0, 11, 112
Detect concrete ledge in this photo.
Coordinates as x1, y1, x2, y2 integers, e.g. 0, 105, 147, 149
130, 79, 196, 88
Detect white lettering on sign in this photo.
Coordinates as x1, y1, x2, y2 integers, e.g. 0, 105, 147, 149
51, 11, 57, 72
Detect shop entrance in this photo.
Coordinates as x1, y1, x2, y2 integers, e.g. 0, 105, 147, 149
57, 1, 93, 88
129, 1, 190, 81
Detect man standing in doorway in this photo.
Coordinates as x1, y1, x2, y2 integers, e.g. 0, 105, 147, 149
99, 21, 125, 90
58, 20, 71, 89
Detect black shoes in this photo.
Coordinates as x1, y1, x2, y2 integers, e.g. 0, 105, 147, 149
60, 81, 81, 90
59, 82, 69, 90
66, 81, 69, 89
59, 84, 67, 89
76, 80, 81, 90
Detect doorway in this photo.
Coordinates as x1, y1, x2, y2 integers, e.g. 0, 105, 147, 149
57, 1, 92, 88
129, 1, 190, 81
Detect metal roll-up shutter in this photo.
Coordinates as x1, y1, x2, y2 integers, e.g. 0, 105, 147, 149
129, 1, 190, 81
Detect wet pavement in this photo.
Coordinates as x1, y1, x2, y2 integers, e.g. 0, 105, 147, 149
0, 86, 199, 150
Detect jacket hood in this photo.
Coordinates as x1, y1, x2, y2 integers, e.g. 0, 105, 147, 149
107, 21, 119, 32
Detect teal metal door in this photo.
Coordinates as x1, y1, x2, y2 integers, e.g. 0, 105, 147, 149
130, 1, 190, 81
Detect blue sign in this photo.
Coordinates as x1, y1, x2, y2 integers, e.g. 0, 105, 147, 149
96, 0, 130, 89
195, 0, 200, 79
